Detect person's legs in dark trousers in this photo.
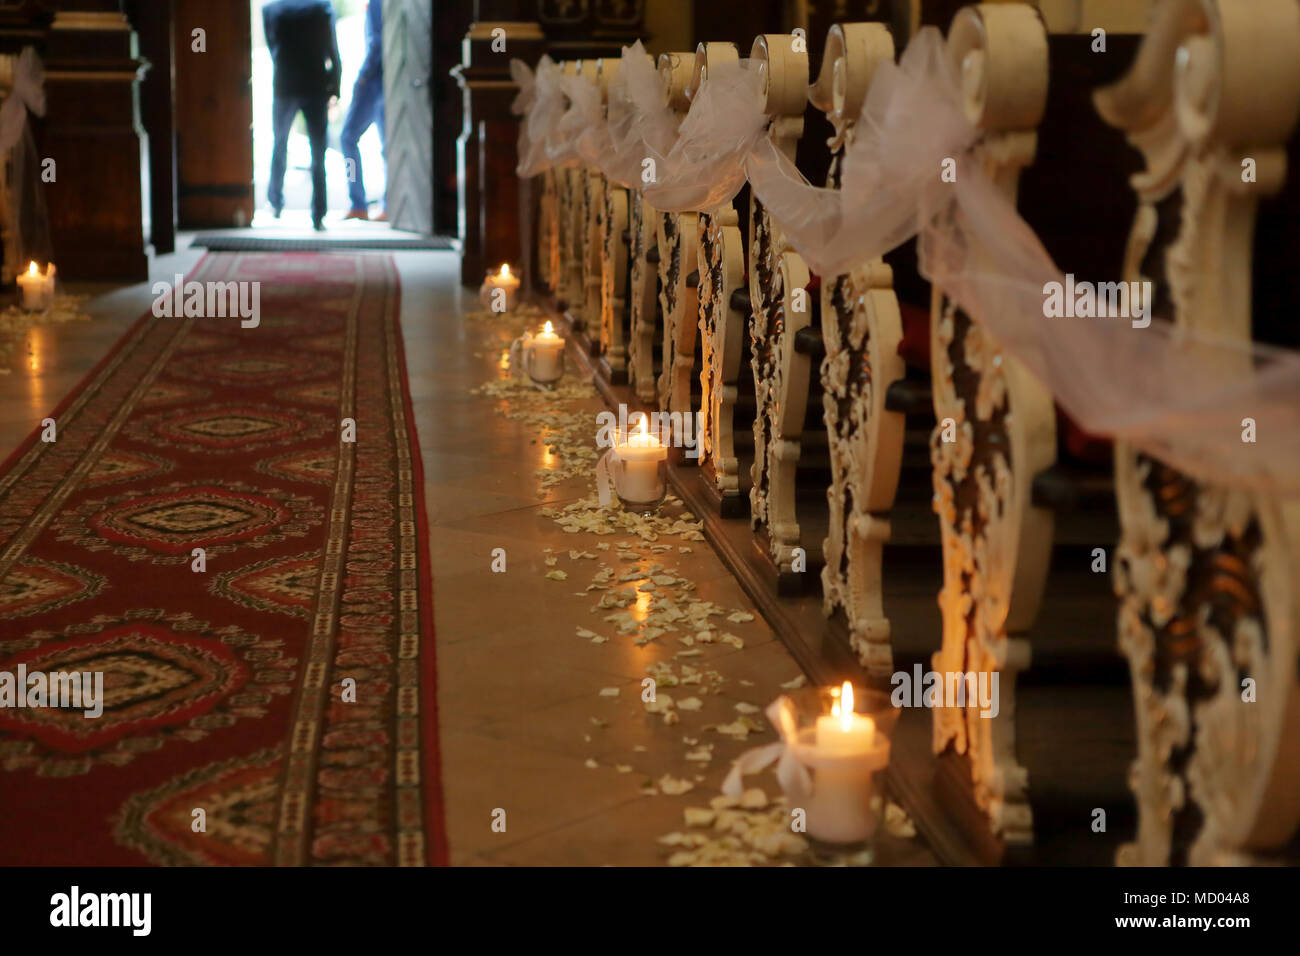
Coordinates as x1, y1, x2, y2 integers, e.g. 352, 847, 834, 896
299, 95, 330, 228
340, 74, 381, 215
267, 95, 300, 215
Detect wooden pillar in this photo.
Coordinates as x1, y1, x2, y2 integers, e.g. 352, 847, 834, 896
126, 0, 176, 254
43, 4, 149, 280
453, 10, 543, 286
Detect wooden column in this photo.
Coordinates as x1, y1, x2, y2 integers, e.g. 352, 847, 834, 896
125, 0, 175, 254
453, 15, 543, 286
43, 5, 148, 280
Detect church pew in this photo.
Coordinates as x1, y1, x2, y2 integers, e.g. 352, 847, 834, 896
578, 59, 614, 359
553, 62, 595, 329
519, 2, 1299, 869
625, 51, 695, 405
653, 48, 710, 419
537, 166, 559, 296
1096, 0, 1300, 866
693, 44, 756, 517
780, 2, 1141, 860
916, 0, 1148, 860
812, 23, 922, 682
596, 56, 631, 385
746, 33, 837, 591
627, 184, 664, 403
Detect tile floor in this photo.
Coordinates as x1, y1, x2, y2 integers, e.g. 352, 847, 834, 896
0, 243, 935, 867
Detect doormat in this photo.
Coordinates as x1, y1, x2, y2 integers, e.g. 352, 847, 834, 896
191, 235, 457, 252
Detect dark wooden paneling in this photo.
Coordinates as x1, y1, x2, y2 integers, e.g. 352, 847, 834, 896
693, 0, 785, 55
173, 0, 253, 227
43, 3, 149, 280
432, 0, 471, 235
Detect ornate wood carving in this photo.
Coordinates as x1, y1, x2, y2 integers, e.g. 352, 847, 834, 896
697, 202, 747, 503
685, 41, 749, 502
552, 63, 578, 307
1094, 0, 1300, 866
747, 33, 816, 576
596, 57, 630, 380
583, 163, 605, 338
656, 205, 696, 412
538, 168, 560, 293
627, 187, 660, 402
566, 60, 600, 327
655, 49, 704, 414
601, 180, 630, 378
813, 23, 907, 679
928, 4, 1054, 846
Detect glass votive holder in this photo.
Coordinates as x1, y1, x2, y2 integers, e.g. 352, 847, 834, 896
525, 337, 565, 385
611, 445, 667, 512
509, 324, 566, 387
783, 684, 897, 845
597, 427, 669, 514
479, 264, 520, 312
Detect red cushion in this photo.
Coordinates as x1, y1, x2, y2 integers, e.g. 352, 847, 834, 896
1056, 406, 1113, 466
897, 301, 931, 370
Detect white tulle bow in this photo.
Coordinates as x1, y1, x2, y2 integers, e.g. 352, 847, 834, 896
513, 29, 1300, 495
0, 48, 45, 156
721, 696, 812, 802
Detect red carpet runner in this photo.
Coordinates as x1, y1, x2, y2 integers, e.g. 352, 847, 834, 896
0, 252, 447, 865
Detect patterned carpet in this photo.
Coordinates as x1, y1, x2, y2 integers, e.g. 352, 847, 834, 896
0, 252, 446, 865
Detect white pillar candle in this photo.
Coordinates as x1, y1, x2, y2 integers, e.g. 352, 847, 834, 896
613, 418, 668, 507
525, 321, 566, 384
17, 261, 47, 311
796, 683, 889, 844
814, 691, 876, 756
43, 263, 56, 307
480, 263, 521, 312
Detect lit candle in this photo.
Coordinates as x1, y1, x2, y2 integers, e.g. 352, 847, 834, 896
480, 263, 521, 313
796, 681, 889, 844
612, 417, 668, 507
814, 682, 876, 757
17, 261, 48, 311
525, 320, 566, 384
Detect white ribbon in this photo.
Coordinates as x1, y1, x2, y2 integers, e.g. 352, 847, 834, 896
511, 56, 567, 177
639, 59, 767, 212
747, 27, 1300, 496
547, 71, 602, 168
508, 334, 528, 379
598, 41, 680, 189
721, 696, 812, 802
0, 48, 45, 155
515, 29, 1300, 495
596, 448, 615, 507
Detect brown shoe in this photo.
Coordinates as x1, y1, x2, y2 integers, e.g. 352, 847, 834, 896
342, 208, 369, 221
372, 210, 388, 223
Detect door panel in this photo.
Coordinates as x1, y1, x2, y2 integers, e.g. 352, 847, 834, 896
174, 0, 254, 227
383, 0, 433, 234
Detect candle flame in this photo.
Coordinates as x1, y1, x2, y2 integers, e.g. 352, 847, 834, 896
840, 681, 854, 732
499, 264, 511, 278
636, 416, 648, 439
543, 320, 554, 335
27, 261, 38, 277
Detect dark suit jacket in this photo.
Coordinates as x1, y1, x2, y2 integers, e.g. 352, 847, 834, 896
263, 0, 341, 100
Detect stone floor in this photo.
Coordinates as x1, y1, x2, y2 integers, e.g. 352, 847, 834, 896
0, 242, 935, 867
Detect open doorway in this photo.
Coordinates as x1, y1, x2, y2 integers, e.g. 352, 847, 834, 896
249, 0, 389, 232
